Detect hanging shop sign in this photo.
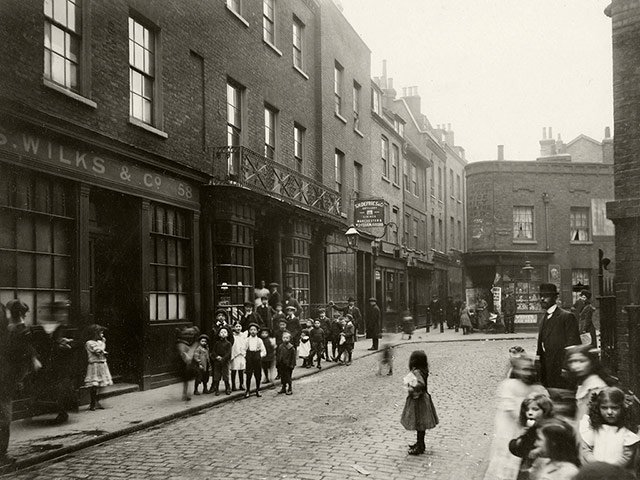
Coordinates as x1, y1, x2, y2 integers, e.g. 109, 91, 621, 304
0, 124, 199, 208
354, 199, 385, 228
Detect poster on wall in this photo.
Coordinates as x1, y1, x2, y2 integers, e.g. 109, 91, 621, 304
465, 288, 481, 310
548, 264, 561, 290
491, 287, 502, 314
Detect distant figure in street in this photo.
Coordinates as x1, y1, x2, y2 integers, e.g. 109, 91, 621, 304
1, 300, 42, 465
254, 280, 270, 308
476, 295, 489, 332
428, 295, 444, 333
578, 290, 597, 349
459, 302, 473, 335
244, 323, 266, 398
330, 297, 362, 337
445, 296, 455, 329
483, 355, 547, 480
84, 324, 113, 411
366, 297, 381, 350
176, 325, 199, 401
502, 291, 517, 334
210, 326, 232, 395
401, 310, 414, 340
400, 350, 439, 455
230, 322, 247, 391
192, 334, 211, 395
276, 332, 296, 395
536, 283, 580, 389
259, 327, 276, 383
377, 340, 393, 376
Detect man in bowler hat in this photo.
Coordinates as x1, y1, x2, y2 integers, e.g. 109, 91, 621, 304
536, 283, 580, 388
367, 297, 381, 351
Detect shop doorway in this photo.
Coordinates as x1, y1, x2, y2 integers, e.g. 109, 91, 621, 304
88, 189, 142, 383
254, 230, 278, 292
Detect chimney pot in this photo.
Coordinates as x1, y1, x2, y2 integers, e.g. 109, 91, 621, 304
549, 126, 553, 138
498, 145, 504, 161
605, 126, 611, 138
543, 127, 547, 140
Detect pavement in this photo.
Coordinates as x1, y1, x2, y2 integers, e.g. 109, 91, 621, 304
0, 327, 537, 477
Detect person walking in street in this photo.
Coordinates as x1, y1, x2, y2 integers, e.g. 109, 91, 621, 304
84, 324, 113, 411
428, 295, 444, 333
244, 323, 266, 398
400, 350, 439, 456
0, 300, 42, 465
276, 332, 296, 395
578, 290, 597, 349
366, 297, 381, 351
175, 325, 199, 401
536, 283, 580, 389
502, 291, 517, 334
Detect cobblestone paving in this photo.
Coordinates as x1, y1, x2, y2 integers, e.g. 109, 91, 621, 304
6, 338, 537, 480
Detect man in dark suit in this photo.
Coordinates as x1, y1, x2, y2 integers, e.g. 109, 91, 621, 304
536, 283, 580, 388
330, 296, 362, 336
366, 297, 381, 351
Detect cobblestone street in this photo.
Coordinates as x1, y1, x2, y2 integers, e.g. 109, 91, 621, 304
6, 338, 536, 480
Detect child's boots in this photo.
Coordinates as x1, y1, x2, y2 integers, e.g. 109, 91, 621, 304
224, 381, 231, 395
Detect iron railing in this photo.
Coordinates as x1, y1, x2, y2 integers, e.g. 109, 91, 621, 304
211, 146, 342, 218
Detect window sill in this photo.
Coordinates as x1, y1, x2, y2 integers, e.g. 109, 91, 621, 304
457, 199, 462, 204
129, 117, 169, 138
264, 40, 283, 57
392, 182, 401, 190
570, 241, 593, 245
43, 78, 97, 108
334, 112, 347, 124
381, 176, 391, 184
512, 240, 537, 244
354, 128, 364, 138
226, 5, 249, 27
293, 65, 309, 79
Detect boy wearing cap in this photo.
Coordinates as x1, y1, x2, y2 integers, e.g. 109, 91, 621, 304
285, 305, 301, 347
241, 302, 261, 332
308, 319, 326, 369
193, 334, 211, 395
256, 296, 275, 330
244, 323, 266, 398
536, 283, 580, 388
210, 326, 232, 395
276, 332, 296, 395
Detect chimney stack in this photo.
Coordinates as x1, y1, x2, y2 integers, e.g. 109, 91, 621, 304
497, 145, 504, 161
540, 126, 556, 157
605, 126, 611, 139
603, 126, 613, 164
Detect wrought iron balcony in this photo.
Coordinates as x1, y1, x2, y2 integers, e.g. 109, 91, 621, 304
211, 146, 342, 218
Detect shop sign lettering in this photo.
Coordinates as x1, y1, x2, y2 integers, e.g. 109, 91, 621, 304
354, 199, 385, 228
0, 126, 198, 206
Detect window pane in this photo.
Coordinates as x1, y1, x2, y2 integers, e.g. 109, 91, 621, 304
168, 294, 178, 320
0, 211, 15, 248
51, 53, 65, 84
44, 0, 53, 18
157, 266, 166, 291
149, 293, 157, 320
35, 217, 52, 253
17, 253, 34, 287
53, 0, 66, 25
168, 267, 177, 290
54, 256, 68, 289
178, 295, 187, 319
16, 216, 34, 250
0, 251, 16, 287
51, 24, 65, 55
157, 293, 167, 320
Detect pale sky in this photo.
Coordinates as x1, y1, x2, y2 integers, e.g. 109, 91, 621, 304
340, 0, 613, 162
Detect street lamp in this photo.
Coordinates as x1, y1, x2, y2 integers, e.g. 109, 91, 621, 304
345, 225, 360, 250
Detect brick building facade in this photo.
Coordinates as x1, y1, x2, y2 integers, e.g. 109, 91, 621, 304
464, 130, 614, 329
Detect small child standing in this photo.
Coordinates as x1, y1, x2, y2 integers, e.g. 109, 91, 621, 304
276, 331, 296, 395
308, 319, 325, 369
210, 326, 232, 395
230, 322, 247, 391
579, 386, 640, 470
509, 393, 555, 480
400, 350, 439, 455
260, 328, 276, 383
342, 315, 355, 366
193, 334, 211, 395
459, 302, 472, 335
244, 323, 266, 398
298, 321, 312, 368
84, 324, 113, 411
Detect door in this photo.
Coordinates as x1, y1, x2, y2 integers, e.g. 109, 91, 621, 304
88, 189, 141, 383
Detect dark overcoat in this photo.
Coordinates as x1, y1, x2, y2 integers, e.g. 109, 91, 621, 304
536, 307, 580, 388
366, 303, 381, 338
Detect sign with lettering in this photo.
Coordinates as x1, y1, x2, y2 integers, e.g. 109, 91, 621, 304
354, 199, 385, 228
0, 124, 199, 208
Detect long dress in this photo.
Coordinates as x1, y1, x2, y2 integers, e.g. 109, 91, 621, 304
400, 369, 439, 431
483, 379, 547, 480
84, 339, 113, 387
230, 331, 247, 370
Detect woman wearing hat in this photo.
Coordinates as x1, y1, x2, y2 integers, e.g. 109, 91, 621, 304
536, 283, 580, 389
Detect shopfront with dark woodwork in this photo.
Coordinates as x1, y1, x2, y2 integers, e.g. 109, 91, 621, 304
0, 118, 204, 392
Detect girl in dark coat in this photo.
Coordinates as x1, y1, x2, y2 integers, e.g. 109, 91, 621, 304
400, 350, 439, 455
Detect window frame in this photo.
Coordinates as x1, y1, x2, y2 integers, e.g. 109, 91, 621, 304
513, 206, 535, 241
334, 61, 343, 116
128, 15, 159, 127
391, 144, 399, 184
263, 0, 276, 46
353, 80, 361, 131
292, 16, 304, 71
372, 88, 381, 115
44, 0, 83, 94
264, 104, 277, 160
354, 161, 363, 201
570, 207, 591, 243
293, 124, 304, 173
226, 80, 244, 175
381, 135, 389, 178
334, 149, 344, 195
411, 164, 418, 196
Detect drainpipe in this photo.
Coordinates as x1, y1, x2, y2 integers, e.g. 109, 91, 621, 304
542, 192, 550, 250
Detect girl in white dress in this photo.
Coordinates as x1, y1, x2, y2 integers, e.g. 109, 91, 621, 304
84, 324, 113, 411
230, 322, 247, 391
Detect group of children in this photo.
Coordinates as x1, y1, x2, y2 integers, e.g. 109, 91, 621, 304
179, 306, 359, 400
485, 343, 640, 480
